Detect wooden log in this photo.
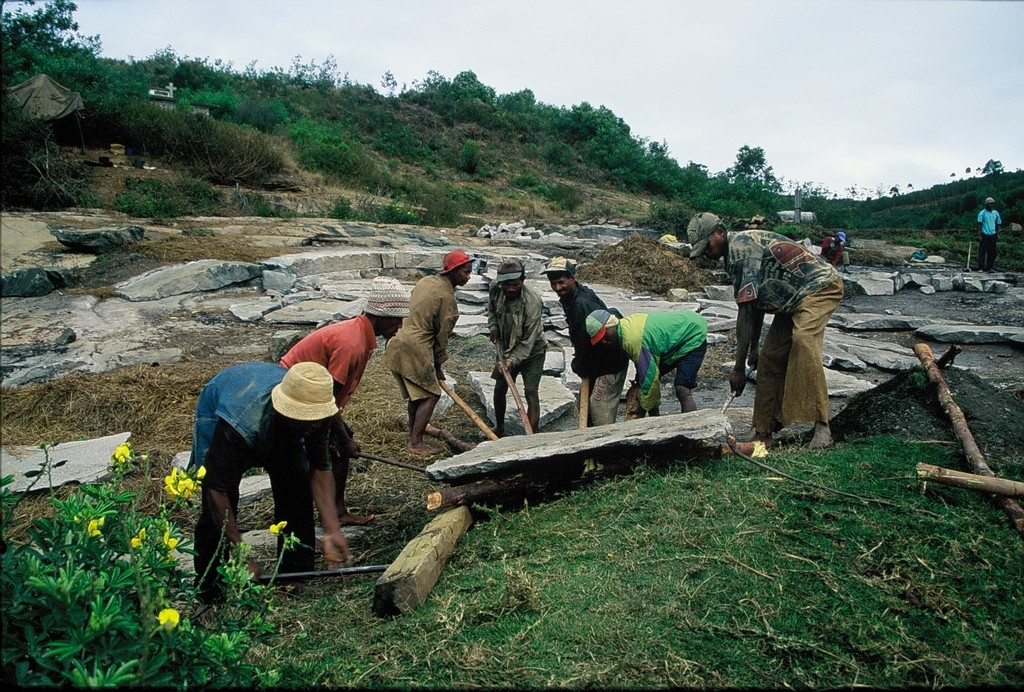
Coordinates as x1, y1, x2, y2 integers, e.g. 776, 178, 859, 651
578, 377, 590, 429
372, 506, 473, 617
439, 380, 499, 442
425, 441, 755, 511
496, 342, 533, 434
913, 342, 1024, 538
935, 344, 962, 369
916, 463, 1024, 498
425, 423, 476, 452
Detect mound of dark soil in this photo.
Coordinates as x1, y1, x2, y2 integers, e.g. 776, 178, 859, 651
578, 234, 712, 295
832, 367, 1024, 470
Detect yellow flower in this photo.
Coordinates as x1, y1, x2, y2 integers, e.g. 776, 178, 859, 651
130, 527, 147, 549
164, 467, 203, 500
752, 441, 769, 458
163, 527, 179, 552
87, 517, 105, 538
157, 608, 180, 631
269, 521, 288, 535
196, 466, 207, 480
113, 443, 132, 463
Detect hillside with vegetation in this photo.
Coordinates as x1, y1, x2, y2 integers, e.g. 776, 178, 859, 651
3, 0, 1022, 266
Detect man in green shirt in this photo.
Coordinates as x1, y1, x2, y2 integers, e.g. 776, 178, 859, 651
587, 309, 708, 416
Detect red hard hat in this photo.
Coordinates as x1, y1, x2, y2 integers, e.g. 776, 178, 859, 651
441, 249, 472, 273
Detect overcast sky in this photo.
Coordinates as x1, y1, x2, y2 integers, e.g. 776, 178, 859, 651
71, 0, 1023, 197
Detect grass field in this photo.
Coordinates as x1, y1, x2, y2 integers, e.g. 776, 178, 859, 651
249, 436, 1023, 688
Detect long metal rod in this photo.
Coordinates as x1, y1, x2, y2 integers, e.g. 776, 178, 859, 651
357, 452, 428, 473
255, 564, 390, 583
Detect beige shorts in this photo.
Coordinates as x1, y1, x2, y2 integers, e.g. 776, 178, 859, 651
392, 372, 437, 402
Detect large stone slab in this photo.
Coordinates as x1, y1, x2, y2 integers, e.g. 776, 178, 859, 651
829, 313, 941, 331
2, 432, 131, 493
49, 225, 144, 253
425, 409, 730, 482
915, 324, 1024, 345
466, 371, 576, 435
115, 259, 261, 301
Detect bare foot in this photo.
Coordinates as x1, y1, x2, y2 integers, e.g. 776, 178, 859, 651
407, 442, 440, 456
491, 427, 505, 438
808, 422, 833, 449
751, 432, 774, 444
338, 511, 375, 527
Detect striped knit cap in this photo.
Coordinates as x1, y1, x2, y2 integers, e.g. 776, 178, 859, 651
365, 276, 410, 317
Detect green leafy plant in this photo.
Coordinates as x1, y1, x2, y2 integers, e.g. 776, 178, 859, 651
1, 443, 292, 688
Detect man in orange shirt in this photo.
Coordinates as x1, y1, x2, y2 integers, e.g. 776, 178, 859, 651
280, 276, 410, 525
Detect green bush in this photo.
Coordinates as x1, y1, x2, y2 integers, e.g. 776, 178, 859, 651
459, 140, 481, 175
1, 103, 99, 210
1, 445, 288, 688
115, 176, 223, 219
328, 196, 353, 219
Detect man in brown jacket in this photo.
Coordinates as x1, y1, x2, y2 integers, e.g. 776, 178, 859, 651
382, 249, 473, 454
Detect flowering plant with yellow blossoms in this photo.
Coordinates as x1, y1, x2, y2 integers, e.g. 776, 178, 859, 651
1, 443, 280, 687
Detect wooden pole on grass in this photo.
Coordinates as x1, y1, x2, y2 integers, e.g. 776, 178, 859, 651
913, 342, 1024, 539
916, 463, 1024, 498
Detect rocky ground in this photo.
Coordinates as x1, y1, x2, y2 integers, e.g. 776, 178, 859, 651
2, 211, 1023, 519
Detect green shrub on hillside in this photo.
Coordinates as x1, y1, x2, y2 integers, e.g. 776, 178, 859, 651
115, 177, 223, 219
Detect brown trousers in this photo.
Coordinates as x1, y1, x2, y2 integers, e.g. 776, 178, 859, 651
753, 278, 844, 434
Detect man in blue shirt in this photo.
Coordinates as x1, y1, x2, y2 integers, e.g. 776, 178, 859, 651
977, 197, 1002, 272
190, 361, 351, 603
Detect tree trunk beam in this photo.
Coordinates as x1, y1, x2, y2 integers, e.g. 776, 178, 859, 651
425, 438, 755, 512
372, 506, 473, 617
913, 343, 1024, 538
916, 462, 1024, 498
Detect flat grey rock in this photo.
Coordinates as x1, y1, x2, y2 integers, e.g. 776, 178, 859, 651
466, 371, 576, 435
425, 409, 730, 482
2, 432, 131, 493
915, 324, 1024, 344
115, 259, 261, 301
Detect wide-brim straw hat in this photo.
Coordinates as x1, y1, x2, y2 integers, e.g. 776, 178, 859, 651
271, 362, 338, 421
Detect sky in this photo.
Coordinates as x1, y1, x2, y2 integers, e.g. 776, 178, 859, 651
69, 0, 1024, 197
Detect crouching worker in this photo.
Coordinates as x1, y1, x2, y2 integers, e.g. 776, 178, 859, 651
487, 259, 546, 436
587, 309, 708, 416
189, 361, 351, 603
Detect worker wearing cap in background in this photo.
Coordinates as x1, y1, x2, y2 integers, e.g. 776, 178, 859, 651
689, 213, 843, 449
586, 309, 708, 416
542, 256, 629, 426
977, 197, 1002, 273
280, 276, 411, 525
382, 249, 473, 454
487, 259, 546, 436
190, 361, 350, 603
820, 230, 850, 272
